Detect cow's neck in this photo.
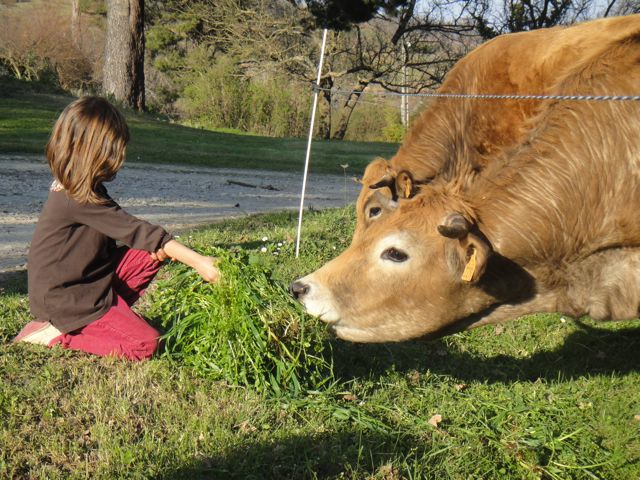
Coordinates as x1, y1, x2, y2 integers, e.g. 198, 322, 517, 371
393, 100, 463, 181
447, 246, 640, 330
470, 99, 640, 271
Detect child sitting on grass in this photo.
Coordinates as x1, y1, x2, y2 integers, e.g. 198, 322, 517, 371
13, 96, 219, 360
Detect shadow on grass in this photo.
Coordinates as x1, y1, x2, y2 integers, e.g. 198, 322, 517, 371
328, 320, 640, 384
155, 431, 425, 480
0, 269, 28, 294
216, 240, 268, 251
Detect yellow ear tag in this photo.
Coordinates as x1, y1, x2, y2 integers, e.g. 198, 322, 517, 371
404, 182, 411, 198
461, 248, 477, 282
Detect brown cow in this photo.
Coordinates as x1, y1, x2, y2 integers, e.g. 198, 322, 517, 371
293, 17, 640, 342
355, 15, 640, 239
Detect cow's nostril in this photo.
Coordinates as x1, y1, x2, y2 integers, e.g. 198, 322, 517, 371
290, 281, 310, 299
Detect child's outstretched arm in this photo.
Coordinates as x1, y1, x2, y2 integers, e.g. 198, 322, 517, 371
66, 191, 218, 283
156, 240, 219, 283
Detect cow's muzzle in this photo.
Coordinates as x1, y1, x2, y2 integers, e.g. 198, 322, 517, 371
289, 280, 310, 300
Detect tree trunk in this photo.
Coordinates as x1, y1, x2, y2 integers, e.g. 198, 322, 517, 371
332, 81, 368, 140
103, 0, 145, 111
71, 0, 80, 47
316, 77, 333, 140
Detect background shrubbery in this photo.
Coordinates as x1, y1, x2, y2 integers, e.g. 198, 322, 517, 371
0, 0, 104, 92
2, 0, 630, 142
176, 57, 311, 138
343, 101, 408, 143
0, 0, 422, 141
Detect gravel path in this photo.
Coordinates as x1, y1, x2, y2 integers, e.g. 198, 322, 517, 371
0, 155, 361, 272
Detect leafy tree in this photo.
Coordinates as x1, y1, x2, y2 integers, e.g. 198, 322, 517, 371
144, 0, 312, 136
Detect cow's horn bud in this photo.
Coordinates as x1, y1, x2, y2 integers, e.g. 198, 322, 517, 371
437, 213, 469, 239
369, 174, 395, 191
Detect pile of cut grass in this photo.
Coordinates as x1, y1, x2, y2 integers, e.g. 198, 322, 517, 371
148, 248, 334, 397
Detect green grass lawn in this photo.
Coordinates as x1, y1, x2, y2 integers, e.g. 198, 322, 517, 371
1, 208, 639, 479
0, 77, 398, 175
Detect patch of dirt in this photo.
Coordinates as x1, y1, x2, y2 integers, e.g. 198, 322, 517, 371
0, 154, 361, 273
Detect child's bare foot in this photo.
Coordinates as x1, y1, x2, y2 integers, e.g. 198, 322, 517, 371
13, 321, 62, 346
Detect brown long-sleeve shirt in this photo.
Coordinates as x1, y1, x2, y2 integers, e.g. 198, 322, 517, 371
27, 184, 173, 333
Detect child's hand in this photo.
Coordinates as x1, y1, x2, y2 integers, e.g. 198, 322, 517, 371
150, 248, 170, 262
161, 240, 219, 282
196, 256, 220, 283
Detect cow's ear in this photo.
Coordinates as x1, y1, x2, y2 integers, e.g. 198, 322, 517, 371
457, 233, 491, 283
395, 170, 417, 199
439, 213, 491, 283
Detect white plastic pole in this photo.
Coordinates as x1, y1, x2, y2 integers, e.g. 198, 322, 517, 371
295, 28, 328, 258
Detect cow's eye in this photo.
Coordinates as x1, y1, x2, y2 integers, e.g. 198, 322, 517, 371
368, 207, 382, 218
381, 247, 408, 263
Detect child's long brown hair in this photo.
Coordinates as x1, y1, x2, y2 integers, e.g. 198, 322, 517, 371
46, 96, 130, 204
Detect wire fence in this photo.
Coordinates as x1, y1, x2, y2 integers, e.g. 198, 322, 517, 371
313, 85, 640, 103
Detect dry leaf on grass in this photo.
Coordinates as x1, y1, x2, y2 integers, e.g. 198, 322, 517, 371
428, 414, 443, 428
235, 420, 257, 434
578, 401, 593, 410
407, 370, 421, 385
376, 463, 401, 480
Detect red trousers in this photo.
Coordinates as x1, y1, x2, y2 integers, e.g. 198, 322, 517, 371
51, 248, 161, 361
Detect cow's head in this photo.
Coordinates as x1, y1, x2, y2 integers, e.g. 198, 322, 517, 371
292, 186, 504, 342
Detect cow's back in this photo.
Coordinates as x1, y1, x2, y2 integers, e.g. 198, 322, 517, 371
474, 26, 640, 268
394, 15, 640, 181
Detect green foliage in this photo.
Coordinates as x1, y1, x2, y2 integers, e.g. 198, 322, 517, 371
381, 107, 407, 142
344, 100, 407, 142
247, 77, 311, 138
148, 249, 334, 397
143, 0, 431, 140
177, 55, 312, 138
146, 25, 179, 54
180, 55, 249, 131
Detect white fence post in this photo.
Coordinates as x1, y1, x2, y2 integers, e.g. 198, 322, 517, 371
295, 28, 328, 258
